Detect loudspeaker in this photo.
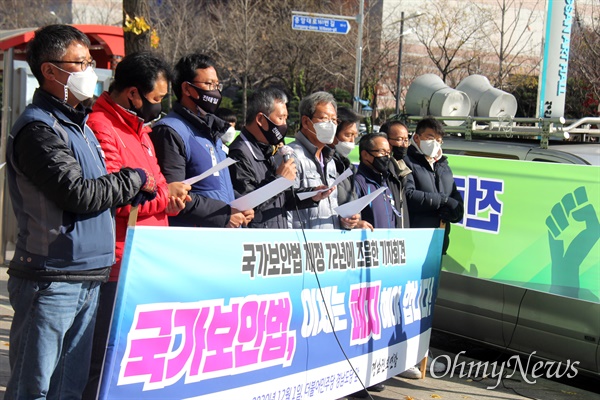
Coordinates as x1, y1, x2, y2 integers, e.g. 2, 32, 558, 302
456, 75, 517, 118
405, 74, 471, 126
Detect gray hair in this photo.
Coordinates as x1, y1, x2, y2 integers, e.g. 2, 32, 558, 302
246, 87, 288, 124
299, 91, 337, 120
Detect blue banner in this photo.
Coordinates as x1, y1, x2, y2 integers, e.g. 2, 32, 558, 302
99, 227, 444, 399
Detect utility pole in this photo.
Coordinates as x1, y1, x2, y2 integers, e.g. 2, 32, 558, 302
394, 12, 423, 115
353, 0, 364, 113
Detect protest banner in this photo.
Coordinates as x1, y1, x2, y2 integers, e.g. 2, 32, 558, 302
99, 227, 444, 399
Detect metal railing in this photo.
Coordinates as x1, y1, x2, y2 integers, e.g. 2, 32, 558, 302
404, 116, 600, 149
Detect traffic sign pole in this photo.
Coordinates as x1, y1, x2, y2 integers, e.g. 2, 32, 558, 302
292, 2, 365, 113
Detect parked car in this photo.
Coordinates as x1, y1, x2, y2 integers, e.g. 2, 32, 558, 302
435, 135, 600, 377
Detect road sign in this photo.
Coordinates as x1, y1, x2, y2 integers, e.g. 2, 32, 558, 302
291, 15, 351, 35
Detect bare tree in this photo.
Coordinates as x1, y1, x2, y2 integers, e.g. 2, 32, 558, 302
149, 0, 215, 67
356, 1, 402, 119
146, 0, 372, 122
568, 2, 600, 116
249, 0, 358, 110
205, 0, 268, 122
72, 0, 122, 25
0, 0, 120, 29
475, 0, 542, 89
407, 0, 491, 83
0, 0, 70, 28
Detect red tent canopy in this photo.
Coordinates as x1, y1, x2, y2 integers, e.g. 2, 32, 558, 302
0, 25, 124, 69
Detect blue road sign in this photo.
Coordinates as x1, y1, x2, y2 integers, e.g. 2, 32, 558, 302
292, 16, 351, 35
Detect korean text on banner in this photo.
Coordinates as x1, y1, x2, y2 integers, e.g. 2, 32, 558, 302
446, 155, 599, 303
100, 227, 444, 399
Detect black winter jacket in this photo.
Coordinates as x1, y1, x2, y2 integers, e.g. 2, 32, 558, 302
7, 89, 143, 281
354, 163, 409, 229
228, 129, 314, 228
403, 144, 464, 253
332, 152, 357, 206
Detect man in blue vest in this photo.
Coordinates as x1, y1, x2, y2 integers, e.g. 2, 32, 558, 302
151, 53, 254, 227
5, 24, 156, 399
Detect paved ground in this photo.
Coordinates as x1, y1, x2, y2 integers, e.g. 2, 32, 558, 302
0, 263, 597, 399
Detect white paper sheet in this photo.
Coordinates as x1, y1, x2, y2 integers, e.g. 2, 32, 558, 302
334, 186, 387, 218
296, 168, 354, 201
182, 158, 237, 185
230, 177, 294, 211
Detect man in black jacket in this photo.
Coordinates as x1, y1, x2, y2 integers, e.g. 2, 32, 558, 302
228, 87, 319, 228
5, 24, 156, 399
403, 117, 464, 254
355, 132, 409, 229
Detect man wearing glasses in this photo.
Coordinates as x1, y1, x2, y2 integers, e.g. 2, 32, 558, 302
5, 25, 157, 399
287, 91, 360, 230
403, 117, 464, 254
381, 119, 412, 196
151, 53, 254, 228
354, 132, 409, 230
381, 120, 410, 162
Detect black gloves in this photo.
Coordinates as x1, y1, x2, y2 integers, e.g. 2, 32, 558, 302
440, 196, 463, 223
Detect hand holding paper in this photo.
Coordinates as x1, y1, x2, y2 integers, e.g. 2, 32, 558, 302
334, 186, 387, 218
182, 158, 237, 185
230, 177, 294, 211
340, 214, 360, 229
296, 168, 354, 201
227, 208, 251, 228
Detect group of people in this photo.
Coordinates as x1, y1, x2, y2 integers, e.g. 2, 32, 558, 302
4, 24, 464, 400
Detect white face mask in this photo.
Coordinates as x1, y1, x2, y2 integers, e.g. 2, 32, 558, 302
54, 64, 98, 102
221, 126, 236, 144
419, 139, 442, 158
312, 120, 337, 144
335, 141, 355, 157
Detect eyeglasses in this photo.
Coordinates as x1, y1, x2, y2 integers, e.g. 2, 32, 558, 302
419, 134, 443, 144
48, 59, 96, 71
191, 81, 223, 91
368, 149, 391, 157
312, 115, 340, 125
389, 137, 409, 144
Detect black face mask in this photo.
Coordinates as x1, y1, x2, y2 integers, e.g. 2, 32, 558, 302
129, 89, 162, 123
392, 146, 408, 160
258, 113, 288, 146
370, 154, 390, 174
188, 82, 222, 114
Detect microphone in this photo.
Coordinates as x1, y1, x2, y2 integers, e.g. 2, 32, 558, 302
279, 145, 294, 162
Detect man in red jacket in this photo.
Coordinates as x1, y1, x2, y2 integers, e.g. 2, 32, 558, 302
82, 52, 191, 399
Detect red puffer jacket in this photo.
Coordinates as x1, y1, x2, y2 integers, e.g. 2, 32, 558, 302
88, 92, 171, 282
